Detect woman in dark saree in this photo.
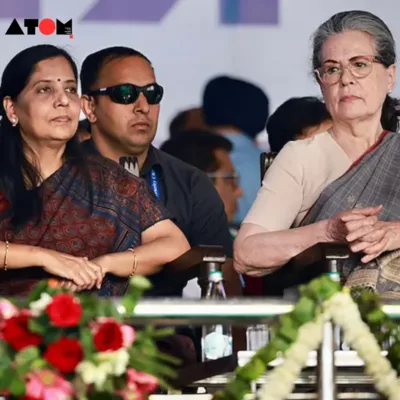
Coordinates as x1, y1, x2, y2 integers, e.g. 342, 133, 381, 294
235, 11, 400, 298
0, 45, 190, 297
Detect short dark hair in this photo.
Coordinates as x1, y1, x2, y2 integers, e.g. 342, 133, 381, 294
203, 75, 269, 138
160, 130, 232, 173
267, 97, 331, 153
80, 46, 151, 94
169, 110, 189, 137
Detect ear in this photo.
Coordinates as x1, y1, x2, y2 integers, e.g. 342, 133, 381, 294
3, 96, 18, 124
81, 95, 97, 124
387, 64, 396, 93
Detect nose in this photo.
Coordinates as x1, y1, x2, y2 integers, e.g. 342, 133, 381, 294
235, 186, 244, 198
134, 92, 150, 114
340, 66, 355, 86
54, 88, 69, 107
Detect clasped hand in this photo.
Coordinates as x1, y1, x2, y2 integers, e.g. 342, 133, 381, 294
41, 250, 106, 292
326, 205, 400, 263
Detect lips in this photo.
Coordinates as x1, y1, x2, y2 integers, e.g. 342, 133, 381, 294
340, 95, 361, 102
132, 121, 150, 127
52, 116, 71, 122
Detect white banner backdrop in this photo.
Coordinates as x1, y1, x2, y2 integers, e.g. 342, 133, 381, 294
0, 0, 399, 145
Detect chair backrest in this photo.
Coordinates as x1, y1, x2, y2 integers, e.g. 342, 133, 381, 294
260, 152, 277, 185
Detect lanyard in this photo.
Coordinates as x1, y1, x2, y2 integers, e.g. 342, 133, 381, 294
150, 169, 161, 199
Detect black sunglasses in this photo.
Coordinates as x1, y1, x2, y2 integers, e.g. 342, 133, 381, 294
87, 83, 164, 105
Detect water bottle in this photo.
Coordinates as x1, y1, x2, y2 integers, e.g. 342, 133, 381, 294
201, 265, 233, 361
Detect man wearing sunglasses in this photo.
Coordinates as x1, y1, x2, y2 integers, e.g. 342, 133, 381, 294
79, 47, 241, 301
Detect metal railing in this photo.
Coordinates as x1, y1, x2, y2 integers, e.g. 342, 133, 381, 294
116, 298, 400, 325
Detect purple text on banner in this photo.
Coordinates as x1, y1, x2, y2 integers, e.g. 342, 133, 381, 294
0, 0, 40, 18
221, 0, 279, 25
0, 0, 279, 25
82, 0, 178, 22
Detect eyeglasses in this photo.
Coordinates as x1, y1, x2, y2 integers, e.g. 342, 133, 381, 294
207, 172, 240, 188
86, 83, 164, 105
314, 55, 389, 86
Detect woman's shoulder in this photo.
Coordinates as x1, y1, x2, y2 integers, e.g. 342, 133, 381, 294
277, 131, 346, 163
281, 131, 332, 152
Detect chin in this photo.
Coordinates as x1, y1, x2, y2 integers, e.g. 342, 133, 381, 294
337, 105, 368, 120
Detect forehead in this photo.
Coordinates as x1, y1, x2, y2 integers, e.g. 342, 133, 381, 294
214, 148, 234, 171
321, 30, 377, 62
97, 56, 156, 87
29, 57, 76, 82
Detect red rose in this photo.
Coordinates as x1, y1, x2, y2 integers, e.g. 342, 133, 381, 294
94, 320, 123, 352
46, 294, 82, 327
44, 337, 83, 373
2, 314, 41, 351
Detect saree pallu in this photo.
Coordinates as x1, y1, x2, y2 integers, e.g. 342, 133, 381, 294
0, 155, 169, 297
301, 131, 400, 298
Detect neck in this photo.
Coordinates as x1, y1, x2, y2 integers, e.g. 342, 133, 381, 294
213, 126, 243, 136
23, 142, 65, 181
91, 132, 149, 170
330, 117, 384, 161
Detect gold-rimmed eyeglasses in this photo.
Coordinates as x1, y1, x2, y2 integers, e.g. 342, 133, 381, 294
314, 55, 389, 86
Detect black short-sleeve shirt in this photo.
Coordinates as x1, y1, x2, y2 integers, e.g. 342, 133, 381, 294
82, 141, 233, 296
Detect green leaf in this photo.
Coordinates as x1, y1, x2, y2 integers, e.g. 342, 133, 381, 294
101, 377, 115, 393
121, 296, 136, 315
15, 346, 40, 366
44, 327, 63, 344
0, 343, 12, 368
147, 327, 176, 339
291, 296, 317, 325
366, 309, 386, 325
277, 314, 299, 343
0, 367, 14, 390
10, 373, 25, 397
31, 358, 48, 370
28, 281, 51, 302
28, 317, 46, 335
130, 275, 152, 291
80, 327, 94, 357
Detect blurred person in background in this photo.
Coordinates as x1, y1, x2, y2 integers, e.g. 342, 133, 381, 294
267, 96, 332, 153
161, 130, 243, 229
76, 117, 91, 142
168, 107, 208, 137
203, 76, 269, 225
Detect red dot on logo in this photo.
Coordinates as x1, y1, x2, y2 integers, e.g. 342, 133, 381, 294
39, 18, 56, 35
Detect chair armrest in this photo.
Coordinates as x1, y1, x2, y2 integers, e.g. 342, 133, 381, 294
162, 245, 226, 287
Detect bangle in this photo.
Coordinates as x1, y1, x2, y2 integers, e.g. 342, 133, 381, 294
127, 248, 138, 277
3, 241, 9, 271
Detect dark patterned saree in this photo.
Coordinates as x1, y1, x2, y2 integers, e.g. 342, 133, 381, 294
301, 131, 400, 298
0, 155, 169, 297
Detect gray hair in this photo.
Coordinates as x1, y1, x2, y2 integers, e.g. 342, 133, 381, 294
312, 10, 396, 71
311, 11, 400, 132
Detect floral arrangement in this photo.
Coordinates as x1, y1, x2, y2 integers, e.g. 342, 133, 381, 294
213, 275, 400, 400
0, 276, 179, 400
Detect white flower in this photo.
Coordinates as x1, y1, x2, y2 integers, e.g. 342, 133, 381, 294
76, 360, 112, 390
29, 293, 53, 317
96, 348, 130, 376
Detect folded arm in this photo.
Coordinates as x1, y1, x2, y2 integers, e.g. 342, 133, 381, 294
234, 221, 329, 276
93, 219, 191, 277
